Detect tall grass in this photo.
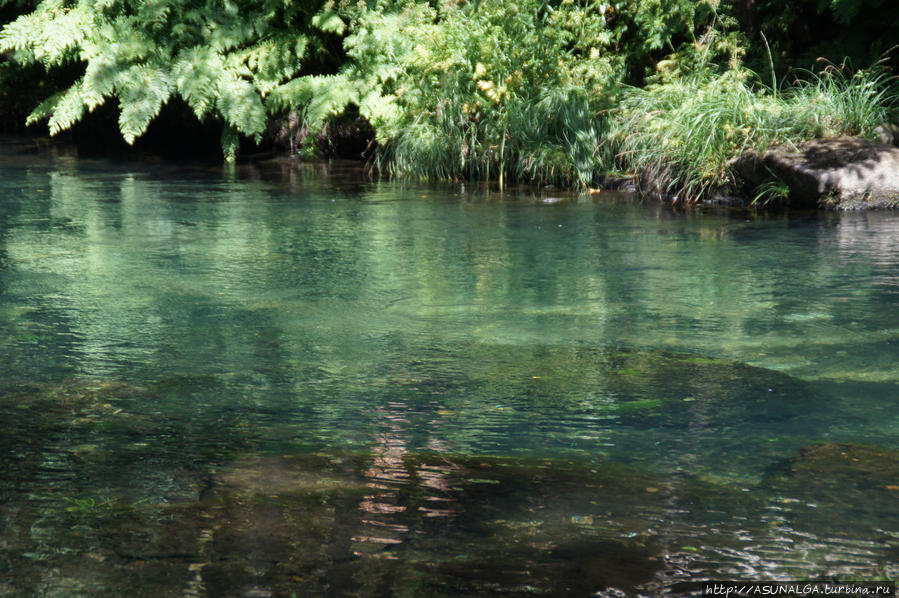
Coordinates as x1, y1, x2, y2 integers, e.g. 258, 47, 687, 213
613, 62, 899, 200
382, 86, 613, 188
789, 62, 898, 137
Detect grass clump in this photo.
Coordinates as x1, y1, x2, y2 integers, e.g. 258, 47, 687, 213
613, 58, 899, 201
383, 85, 611, 188
788, 61, 898, 138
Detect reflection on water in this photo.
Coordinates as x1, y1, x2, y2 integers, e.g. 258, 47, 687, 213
0, 144, 897, 595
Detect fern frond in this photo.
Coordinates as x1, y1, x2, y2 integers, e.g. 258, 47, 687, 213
311, 9, 345, 35
0, 11, 40, 55
267, 74, 358, 129
358, 90, 400, 140
25, 90, 65, 126
116, 66, 173, 144
231, 33, 308, 95
47, 81, 87, 135
173, 46, 223, 119
36, 4, 93, 66
81, 51, 119, 111
217, 69, 266, 139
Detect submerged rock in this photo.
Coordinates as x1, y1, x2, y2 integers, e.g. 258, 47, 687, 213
733, 136, 899, 209
762, 442, 899, 537
765, 442, 899, 493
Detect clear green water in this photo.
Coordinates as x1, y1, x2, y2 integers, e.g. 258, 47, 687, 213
1, 145, 897, 596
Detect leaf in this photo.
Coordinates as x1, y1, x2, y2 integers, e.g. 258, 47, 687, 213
232, 33, 307, 95
47, 82, 87, 135
217, 69, 266, 139
267, 74, 358, 130
311, 9, 345, 35
173, 46, 224, 119
82, 52, 119, 111
25, 91, 65, 126
116, 66, 173, 144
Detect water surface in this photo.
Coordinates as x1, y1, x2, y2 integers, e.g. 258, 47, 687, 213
1, 143, 897, 596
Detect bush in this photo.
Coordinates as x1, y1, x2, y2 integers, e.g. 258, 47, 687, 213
347, 0, 624, 187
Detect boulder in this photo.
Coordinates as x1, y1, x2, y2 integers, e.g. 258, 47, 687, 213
874, 122, 899, 146
761, 442, 899, 535
733, 136, 899, 209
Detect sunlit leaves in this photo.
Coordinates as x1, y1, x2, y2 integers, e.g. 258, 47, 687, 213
232, 33, 307, 95
268, 73, 358, 129
311, 8, 344, 35
217, 69, 266, 139
172, 46, 222, 119
0, 0, 334, 158
116, 65, 173, 144
1, 1, 92, 66
47, 81, 87, 135
81, 51, 118, 110
25, 90, 64, 126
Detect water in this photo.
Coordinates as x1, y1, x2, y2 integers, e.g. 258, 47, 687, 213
1, 142, 897, 596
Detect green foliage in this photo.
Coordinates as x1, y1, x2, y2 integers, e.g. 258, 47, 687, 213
0, 0, 352, 159
343, 0, 629, 185
2, 0, 896, 192
787, 61, 898, 138
751, 170, 790, 205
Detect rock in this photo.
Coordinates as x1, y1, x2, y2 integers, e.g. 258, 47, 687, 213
766, 442, 899, 491
874, 122, 899, 146
761, 443, 899, 535
732, 136, 899, 209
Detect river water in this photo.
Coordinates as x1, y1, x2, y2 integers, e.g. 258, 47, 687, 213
1, 144, 897, 596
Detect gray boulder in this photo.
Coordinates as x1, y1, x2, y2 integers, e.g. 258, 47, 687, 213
874, 122, 899, 146
733, 136, 899, 209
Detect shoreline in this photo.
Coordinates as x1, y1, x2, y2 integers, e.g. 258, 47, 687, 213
3, 132, 897, 211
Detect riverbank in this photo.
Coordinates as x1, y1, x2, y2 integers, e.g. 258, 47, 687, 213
3, 0, 897, 208
7, 127, 899, 212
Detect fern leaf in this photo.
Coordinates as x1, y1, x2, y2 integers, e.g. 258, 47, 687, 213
37, 5, 92, 67
116, 66, 173, 144
232, 34, 307, 95
217, 69, 266, 139
0, 10, 41, 55
267, 74, 358, 129
311, 9, 345, 35
47, 81, 87, 135
173, 46, 224, 119
25, 90, 65, 126
359, 90, 400, 139
81, 52, 119, 111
